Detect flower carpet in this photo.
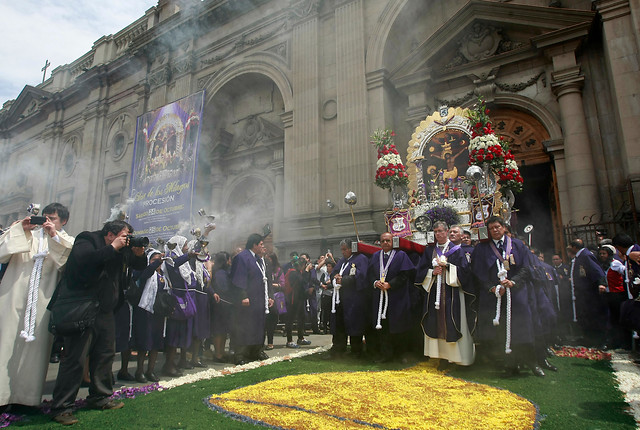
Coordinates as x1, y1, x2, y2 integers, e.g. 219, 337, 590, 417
207, 361, 538, 429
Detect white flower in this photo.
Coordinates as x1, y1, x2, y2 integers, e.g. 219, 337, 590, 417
506, 159, 518, 170
157, 346, 328, 390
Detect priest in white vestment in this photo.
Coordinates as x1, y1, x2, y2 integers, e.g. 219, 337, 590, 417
0, 204, 74, 407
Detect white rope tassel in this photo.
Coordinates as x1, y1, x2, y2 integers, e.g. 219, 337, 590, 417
128, 303, 134, 340
163, 317, 167, 338
505, 287, 512, 354
331, 281, 341, 314
492, 262, 512, 354
263, 275, 270, 314
570, 258, 578, 322
375, 290, 388, 330
432, 257, 443, 310
493, 285, 503, 326
21, 229, 48, 342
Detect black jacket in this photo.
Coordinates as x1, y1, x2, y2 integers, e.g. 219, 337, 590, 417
65, 230, 147, 312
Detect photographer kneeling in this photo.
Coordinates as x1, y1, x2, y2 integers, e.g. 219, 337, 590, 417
50, 220, 147, 426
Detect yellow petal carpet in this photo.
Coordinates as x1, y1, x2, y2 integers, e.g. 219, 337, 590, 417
207, 361, 537, 429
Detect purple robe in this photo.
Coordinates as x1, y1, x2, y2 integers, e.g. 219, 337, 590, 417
211, 268, 233, 337
230, 249, 268, 346
416, 243, 475, 342
529, 257, 558, 336
165, 254, 194, 349
470, 237, 535, 345
571, 248, 607, 331
368, 250, 415, 334
330, 253, 370, 336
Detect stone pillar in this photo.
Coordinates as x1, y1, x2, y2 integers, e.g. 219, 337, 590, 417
285, 12, 321, 217
334, 0, 371, 211
596, 0, 640, 201
549, 46, 600, 223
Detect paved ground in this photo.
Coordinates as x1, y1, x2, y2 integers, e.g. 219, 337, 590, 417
41, 330, 333, 402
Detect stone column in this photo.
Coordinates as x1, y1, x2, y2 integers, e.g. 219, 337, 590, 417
334, 0, 371, 211
595, 0, 640, 200
549, 46, 600, 223
286, 12, 321, 217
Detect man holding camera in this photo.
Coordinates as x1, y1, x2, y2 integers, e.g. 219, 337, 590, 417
50, 220, 147, 425
0, 203, 73, 408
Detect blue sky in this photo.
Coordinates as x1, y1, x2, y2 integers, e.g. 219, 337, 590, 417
0, 0, 157, 106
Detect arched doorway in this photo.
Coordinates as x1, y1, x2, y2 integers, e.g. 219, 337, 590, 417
490, 108, 560, 255
196, 73, 285, 253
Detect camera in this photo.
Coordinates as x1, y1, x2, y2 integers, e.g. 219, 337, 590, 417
30, 216, 47, 225
127, 235, 149, 248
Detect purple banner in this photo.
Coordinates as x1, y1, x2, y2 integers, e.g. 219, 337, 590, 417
129, 91, 205, 242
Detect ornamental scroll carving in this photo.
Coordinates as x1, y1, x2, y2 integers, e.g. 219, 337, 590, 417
442, 23, 525, 71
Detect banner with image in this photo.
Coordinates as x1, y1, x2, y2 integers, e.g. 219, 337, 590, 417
129, 91, 205, 243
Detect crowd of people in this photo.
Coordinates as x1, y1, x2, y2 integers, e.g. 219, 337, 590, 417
1, 202, 640, 426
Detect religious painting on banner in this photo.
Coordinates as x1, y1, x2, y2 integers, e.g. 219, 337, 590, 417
385, 210, 412, 238
129, 91, 205, 243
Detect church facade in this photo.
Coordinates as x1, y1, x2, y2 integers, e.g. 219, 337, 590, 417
0, 0, 638, 254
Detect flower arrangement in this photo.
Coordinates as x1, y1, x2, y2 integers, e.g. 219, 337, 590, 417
466, 98, 523, 193
497, 153, 524, 193
551, 346, 611, 361
371, 129, 409, 191
426, 205, 460, 227
408, 189, 424, 207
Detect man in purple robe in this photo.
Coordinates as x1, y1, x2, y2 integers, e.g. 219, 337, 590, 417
471, 216, 544, 377
230, 233, 273, 365
416, 222, 475, 368
567, 238, 608, 348
368, 232, 415, 362
327, 238, 370, 358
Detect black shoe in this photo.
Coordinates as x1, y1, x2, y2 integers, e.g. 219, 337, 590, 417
80, 379, 91, 388
117, 371, 136, 382
528, 364, 545, 377
52, 412, 78, 425
49, 353, 60, 364
161, 367, 183, 377
135, 372, 147, 383
312, 330, 322, 334
257, 351, 269, 360
144, 372, 160, 382
190, 361, 208, 368
89, 400, 124, 410
541, 359, 558, 372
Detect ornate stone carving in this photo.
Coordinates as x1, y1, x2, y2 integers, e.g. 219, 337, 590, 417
201, 21, 287, 66
459, 23, 502, 62
322, 99, 337, 120
441, 23, 525, 71
148, 66, 171, 89
265, 42, 288, 62
435, 92, 474, 108
495, 71, 545, 93
197, 72, 217, 90
61, 136, 79, 177
289, 0, 322, 20
171, 55, 194, 77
